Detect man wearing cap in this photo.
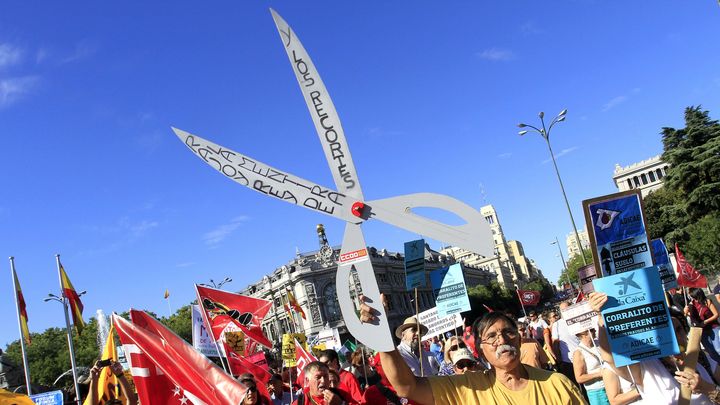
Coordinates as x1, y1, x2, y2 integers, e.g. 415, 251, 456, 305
395, 316, 440, 377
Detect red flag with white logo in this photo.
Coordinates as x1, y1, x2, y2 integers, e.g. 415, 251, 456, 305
294, 338, 316, 374
574, 291, 585, 304
113, 311, 247, 405
517, 290, 541, 306
195, 285, 273, 349
675, 243, 707, 288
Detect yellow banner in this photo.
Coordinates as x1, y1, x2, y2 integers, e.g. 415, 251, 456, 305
281, 333, 307, 366
83, 324, 127, 405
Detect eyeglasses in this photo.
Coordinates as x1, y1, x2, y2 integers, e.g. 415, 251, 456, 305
246, 386, 257, 393
481, 328, 518, 345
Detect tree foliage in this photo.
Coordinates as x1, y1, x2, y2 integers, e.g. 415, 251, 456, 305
557, 249, 594, 286
644, 106, 720, 273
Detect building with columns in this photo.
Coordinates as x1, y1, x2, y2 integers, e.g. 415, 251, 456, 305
240, 225, 496, 347
612, 155, 669, 198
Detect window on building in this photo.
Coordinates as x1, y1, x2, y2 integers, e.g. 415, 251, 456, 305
656, 168, 664, 179
378, 273, 388, 283
633, 176, 641, 187
641, 174, 648, 185
648, 171, 656, 182
485, 215, 495, 224
323, 283, 342, 322
627, 179, 633, 189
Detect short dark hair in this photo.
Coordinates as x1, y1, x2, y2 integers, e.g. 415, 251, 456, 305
319, 349, 339, 364
304, 361, 329, 376
472, 312, 518, 355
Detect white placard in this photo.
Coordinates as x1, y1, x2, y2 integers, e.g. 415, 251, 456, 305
418, 306, 463, 341
192, 304, 219, 357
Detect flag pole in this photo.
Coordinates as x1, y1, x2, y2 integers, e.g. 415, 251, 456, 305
10, 257, 32, 395
56, 255, 81, 405
516, 287, 528, 319
193, 284, 231, 374
414, 287, 423, 376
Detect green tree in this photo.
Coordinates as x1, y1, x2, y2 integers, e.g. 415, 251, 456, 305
557, 249, 593, 286
644, 106, 720, 273
160, 305, 193, 342
466, 281, 521, 321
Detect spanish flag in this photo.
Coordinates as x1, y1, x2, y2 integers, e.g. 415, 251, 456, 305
286, 289, 306, 320
59, 263, 85, 335
164, 289, 170, 299
13, 268, 31, 345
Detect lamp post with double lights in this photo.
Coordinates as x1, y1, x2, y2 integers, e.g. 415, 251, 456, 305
518, 109, 587, 266
44, 289, 86, 405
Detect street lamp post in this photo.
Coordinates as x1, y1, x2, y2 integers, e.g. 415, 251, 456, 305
199, 277, 233, 289
551, 237, 568, 273
518, 110, 588, 265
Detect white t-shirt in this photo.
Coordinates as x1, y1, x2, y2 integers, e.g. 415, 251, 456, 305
551, 319, 579, 363
529, 318, 549, 340
638, 358, 712, 405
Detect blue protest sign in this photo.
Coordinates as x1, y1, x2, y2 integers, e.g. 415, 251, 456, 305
404, 239, 426, 290
651, 238, 678, 290
584, 191, 654, 276
30, 390, 63, 405
592, 266, 678, 367
430, 263, 471, 317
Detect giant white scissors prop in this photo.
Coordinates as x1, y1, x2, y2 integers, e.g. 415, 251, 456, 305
173, 9, 494, 352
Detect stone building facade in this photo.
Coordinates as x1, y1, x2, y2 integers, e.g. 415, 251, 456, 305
240, 227, 496, 347
612, 155, 669, 198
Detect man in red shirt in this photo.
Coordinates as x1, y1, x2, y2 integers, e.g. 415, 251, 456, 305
292, 361, 344, 405
318, 349, 362, 405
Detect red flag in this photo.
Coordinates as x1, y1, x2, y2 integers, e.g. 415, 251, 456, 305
462, 326, 477, 357
59, 263, 85, 335
574, 291, 585, 304
195, 285, 273, 349
675, 243, 707, 288
517, 289, 541, 306
482, 304, 494, 313
113, 310, 247, 405
294, 338, 316, 374
224, 341, 272, 382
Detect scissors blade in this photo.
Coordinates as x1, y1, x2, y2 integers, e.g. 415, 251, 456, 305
367, 193, 496, 257
336, 223, 395, 352
270, 9, 364, 201
172, 127, 359, 224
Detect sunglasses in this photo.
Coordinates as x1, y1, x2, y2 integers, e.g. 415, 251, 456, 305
455, 360, 476, 369
448, 343, 466, 352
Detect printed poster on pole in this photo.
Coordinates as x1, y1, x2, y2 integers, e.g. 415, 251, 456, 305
561, 301, 599, 335
583, 190, 654, 277
191, 305, 219, 357
651, 238, 678, 290
578, 264, 598, 295
417, 306, 463, 341
404, 239, 426, 290
430, 263, 471, 318
592, 266, 678, 367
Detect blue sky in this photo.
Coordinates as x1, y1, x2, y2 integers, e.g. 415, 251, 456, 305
2, 1, 719, 347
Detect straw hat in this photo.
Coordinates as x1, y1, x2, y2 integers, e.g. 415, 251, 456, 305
394, 316, 429, 339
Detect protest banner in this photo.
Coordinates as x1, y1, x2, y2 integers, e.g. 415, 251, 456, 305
191, 305, 219, 357
404, 239, 426, 289
561, 301, 598, 335
430, 263, 471, 317
583, 190, 654, 277
224, 330, 246, 356
651, 238, 678, 290
417, 306, 463, 342
316, 327, 341, 351
578, 264, 597, 295
592, 266, 679, 367
282, 333, 307, 367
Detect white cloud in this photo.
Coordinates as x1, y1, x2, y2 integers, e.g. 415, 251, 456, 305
602, 88, 640, 112
477, 48, 516, 61
0, 43, 22, 68
61, 40, 97, 64
176, 262, 195, 268
542, 146, 579, 164
203, 216, 249, 246
0, 76, 39, 108
520, 22, 543, 35
497, 152, 512, 159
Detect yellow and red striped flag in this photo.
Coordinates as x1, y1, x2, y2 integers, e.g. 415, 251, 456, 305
59, 263, 85, 334
286, 289, 306, 320
12, 269, 31, 345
